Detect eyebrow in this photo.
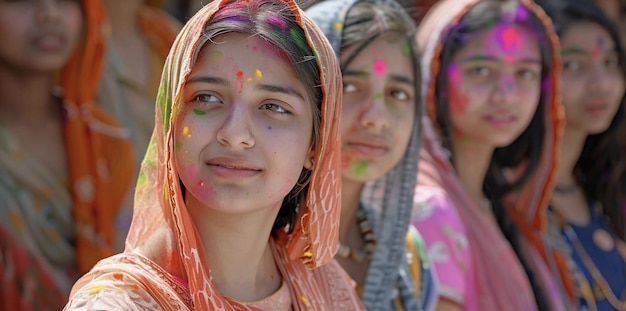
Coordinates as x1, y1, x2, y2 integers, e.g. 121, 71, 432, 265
186, 75, 228, 85
462, 53, 541, 64
561, 45, 617, 55
343, 70, 415, 85
256, 84, 305, 101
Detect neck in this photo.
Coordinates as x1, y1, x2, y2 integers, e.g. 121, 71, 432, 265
103, 0, 143, 36
340, 178, 364, 241
452, 135, 494, 203
186, 195, 282, 302
0, 68, 57, 126
556, 126, 588, 186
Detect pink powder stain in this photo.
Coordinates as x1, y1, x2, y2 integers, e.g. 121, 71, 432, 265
349, 124, 359, 134
591, 47, 601, 58
373, 59, 386, 77
505, 55, 515, 65
236, 71, 244, 93
500, 26, 522, 53
447, 64, 469, 114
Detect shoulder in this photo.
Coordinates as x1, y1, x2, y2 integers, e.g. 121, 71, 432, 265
413, 187, 463, 229
65, 254, 191, 311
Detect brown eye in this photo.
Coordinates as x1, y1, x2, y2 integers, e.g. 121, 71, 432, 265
563, 60, 580, 72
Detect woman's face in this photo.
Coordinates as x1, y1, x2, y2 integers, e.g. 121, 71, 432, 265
0, 0, 82, 72
175, 33, 315, 214
340, 32, 416, 182
560, 21, 624, 134
445, 22, 542, 148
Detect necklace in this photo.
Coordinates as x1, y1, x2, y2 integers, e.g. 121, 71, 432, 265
336, 208, 377, 262
563, 225, 626, 310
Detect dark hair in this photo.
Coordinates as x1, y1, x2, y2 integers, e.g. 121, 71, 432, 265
433, 1, 554, 310
339, 1, 417, 70
535, 0, 626, 240
194, 0, 323, 233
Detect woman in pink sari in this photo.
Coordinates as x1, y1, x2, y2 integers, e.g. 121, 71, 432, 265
64, 0, 365, 309
412, 0, 565, 310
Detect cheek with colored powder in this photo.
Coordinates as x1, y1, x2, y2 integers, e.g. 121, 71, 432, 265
352, 160, 368, 175
447, 64, 469, 114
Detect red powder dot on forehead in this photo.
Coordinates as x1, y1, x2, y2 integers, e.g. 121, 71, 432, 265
236, 71, 243, 78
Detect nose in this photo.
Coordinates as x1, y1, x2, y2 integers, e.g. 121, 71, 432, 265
216, 102, 255, 149
588, 62, 613, 93
359, 92, 391, 134
37, 0, 62, 24
491, 74, 517, 106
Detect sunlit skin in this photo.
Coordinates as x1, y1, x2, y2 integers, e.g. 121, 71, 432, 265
560, 21, 624, 135
175, 33, 314, 215
340, 32, 416, 183
0, 0, 82, 73
447, 23, 542, 149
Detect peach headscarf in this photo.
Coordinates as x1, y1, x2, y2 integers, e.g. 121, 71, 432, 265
415, 0, 564, 309
66, 0, 364, 309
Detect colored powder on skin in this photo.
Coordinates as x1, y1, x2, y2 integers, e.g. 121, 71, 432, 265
211, 50, 223, 57
353, 160, 368, 175
198, 180, 204, 187
447, 64, 468, 114
500, 25, 522, 53
255, 69, 263, 81
341, 155, 353, 169
403, 44, 411, 56
268, 15, 287, 31
236, 70, 244, 93
183, 126, 191, 138
374, 93, 384, 100
349, 125, 358, 134
373, 59, 386, 76
175, 142, 182, 151
192, 108, 206, 116
267, 126, 272, 130
246, 77, 253, 82
505, 55, 514, 65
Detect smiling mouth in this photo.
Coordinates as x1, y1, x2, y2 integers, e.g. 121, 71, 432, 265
483, 114, 517, 127
206, 158, 262, 179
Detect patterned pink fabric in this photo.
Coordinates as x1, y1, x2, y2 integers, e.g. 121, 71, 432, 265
64, 0, 365, 309
413, 187, 476, 308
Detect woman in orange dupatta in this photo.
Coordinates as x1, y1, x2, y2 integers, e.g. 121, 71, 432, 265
98, 0, 181, 163
411, 0, 566, 310
0, 0, 135, 309
64, 0, 365, 309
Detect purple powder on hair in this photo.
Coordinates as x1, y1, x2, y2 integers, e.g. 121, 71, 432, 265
268, 15, 287, 31
225, 15, 247, 23
515, 6, 529, 21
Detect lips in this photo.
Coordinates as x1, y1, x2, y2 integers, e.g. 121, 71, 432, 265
34, 34, 67, 51
344, 141, 390, 157
585, 100, 612, 114
483, 111, 517, 128
206, 157, 262, 179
